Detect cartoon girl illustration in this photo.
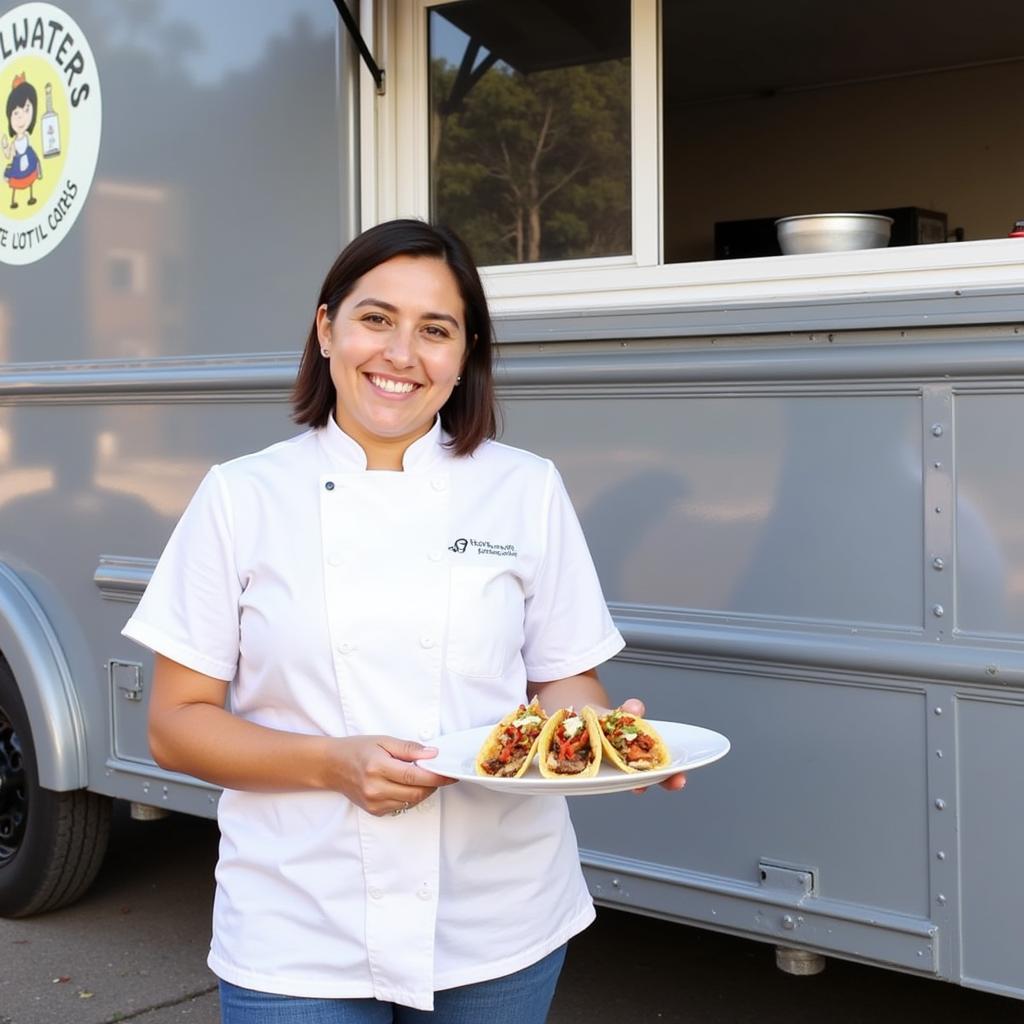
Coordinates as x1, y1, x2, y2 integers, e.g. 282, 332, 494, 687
2, 73, 42, 209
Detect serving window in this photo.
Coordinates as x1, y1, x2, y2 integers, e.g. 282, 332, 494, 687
376, 0, 1024, 316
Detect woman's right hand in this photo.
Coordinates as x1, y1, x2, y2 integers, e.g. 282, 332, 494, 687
325, 736, 458, 817
148, 655, 457, 811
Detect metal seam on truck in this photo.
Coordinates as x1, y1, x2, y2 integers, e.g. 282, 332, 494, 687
93, 558, 1024, 688
615, 616, 1024, 687
3, 337, 1024, 401
491, 287, 1024, 342
93, 556, 159, 602
580, 850, 938, 937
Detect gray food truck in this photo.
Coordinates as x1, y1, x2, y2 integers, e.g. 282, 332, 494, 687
2, 0, 1024, 1002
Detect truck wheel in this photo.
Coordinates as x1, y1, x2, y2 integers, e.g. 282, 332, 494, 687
0, 659, 111, 917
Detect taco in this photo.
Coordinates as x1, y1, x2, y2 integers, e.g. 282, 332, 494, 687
537, 706, 602, 779
475, 698, 549, 778
590, 706, 671, 773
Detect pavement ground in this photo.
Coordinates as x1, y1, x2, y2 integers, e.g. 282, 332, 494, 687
1, 805, 1022, 1023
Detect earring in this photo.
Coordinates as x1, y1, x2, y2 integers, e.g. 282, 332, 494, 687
321, 348, 330, 357
455, 375, 462, 385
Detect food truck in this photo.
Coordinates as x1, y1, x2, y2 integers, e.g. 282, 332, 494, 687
2, 0, 1023, 1001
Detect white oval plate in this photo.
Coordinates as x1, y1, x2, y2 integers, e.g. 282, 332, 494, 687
417, 720, 730, 796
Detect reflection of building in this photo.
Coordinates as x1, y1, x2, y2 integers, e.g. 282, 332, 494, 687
0, 300, 9, 364
84, 181, 189, 478
85, 180, 187, 359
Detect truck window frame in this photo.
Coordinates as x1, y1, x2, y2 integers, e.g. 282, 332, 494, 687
362, 0, 1024, 323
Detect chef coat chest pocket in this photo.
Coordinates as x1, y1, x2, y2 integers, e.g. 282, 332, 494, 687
445, 565, 524, 678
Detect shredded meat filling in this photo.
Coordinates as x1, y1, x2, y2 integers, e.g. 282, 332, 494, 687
484, 751, 529, 777
546, 749, 590, 774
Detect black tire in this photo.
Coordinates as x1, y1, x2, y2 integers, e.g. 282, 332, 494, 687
0, 657, 111, 917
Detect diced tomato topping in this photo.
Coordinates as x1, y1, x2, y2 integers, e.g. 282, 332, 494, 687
497, 725, 526, 763
555, 725, 588, 763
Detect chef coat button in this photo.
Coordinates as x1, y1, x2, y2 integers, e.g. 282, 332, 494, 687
431, 477, 447, 492
417, 886, 433, 901
419, 635, 436, 649
418, 725, 435, 741
337, 641, 356, 655
327, 552, 343, 567
368, 887, 383, 900
325, 481, 335, 491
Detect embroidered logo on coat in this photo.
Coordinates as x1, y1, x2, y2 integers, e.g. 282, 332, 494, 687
449, 537, 517, 557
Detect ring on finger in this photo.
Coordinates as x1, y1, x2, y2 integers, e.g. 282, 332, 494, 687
390, 800, 411, 817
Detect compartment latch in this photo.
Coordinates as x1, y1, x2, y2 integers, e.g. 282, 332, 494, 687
109, 660, 143, 702
758, 859, 817, 898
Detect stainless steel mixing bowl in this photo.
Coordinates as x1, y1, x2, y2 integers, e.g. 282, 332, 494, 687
775, 213, 894, 254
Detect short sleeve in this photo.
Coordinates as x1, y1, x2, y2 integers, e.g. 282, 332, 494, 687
121, 466, 241, 681
522, 464, 625, 682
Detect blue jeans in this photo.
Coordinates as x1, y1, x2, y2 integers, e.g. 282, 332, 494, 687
218, 945, 566, 1023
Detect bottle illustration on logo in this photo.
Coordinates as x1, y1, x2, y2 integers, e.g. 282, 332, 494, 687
2, 72, 42, 209
41, 82, 60, 158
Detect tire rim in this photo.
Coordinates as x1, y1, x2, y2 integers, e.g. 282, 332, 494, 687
0, 705, 27, 863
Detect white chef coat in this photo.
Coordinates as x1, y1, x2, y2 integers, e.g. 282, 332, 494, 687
122, 415, 625, 1011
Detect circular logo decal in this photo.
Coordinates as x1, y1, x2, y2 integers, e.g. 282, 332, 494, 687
0, 3, 101, 265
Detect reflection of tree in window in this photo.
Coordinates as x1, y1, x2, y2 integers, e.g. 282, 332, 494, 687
430, 1, 631, 266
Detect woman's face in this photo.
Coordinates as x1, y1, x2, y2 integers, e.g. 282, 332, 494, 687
318, 255, 467, 464
10, 100, 32, 136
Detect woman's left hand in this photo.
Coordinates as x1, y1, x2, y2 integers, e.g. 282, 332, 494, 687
527, 674, 686, 793
618, 697, 686, 794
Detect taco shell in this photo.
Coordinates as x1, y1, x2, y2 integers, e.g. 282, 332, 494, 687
475, 699, 548, 778
537, 707, 602, 779
590, 706, 671, 773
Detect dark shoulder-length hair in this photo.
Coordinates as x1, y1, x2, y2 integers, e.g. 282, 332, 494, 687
291, 219, 498, 458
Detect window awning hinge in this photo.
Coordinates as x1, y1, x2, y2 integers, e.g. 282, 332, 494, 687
332, 0, 385, 95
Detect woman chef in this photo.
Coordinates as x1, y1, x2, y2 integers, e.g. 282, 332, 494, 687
123, 220, 684, 1024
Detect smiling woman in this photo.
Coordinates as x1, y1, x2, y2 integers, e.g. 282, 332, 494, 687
119, 219, 682, 1023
